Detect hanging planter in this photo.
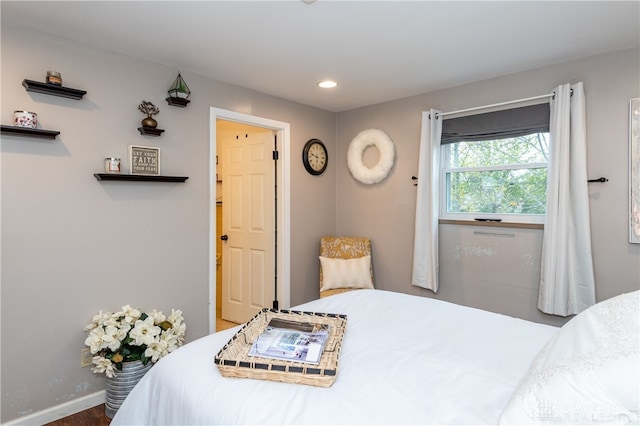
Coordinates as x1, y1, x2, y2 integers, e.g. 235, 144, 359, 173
166, 73, 191, 107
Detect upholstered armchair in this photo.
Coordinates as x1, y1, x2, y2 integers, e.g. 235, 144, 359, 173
319, 236, 374, 298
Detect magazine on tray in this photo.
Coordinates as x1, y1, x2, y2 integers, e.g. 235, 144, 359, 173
248, 318, 330, 364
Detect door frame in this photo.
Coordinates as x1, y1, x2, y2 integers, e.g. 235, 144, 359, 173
209, 107, 291, 333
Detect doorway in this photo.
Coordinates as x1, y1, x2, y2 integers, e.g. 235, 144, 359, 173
209, 108, 291, 333
218, 123, 275, 325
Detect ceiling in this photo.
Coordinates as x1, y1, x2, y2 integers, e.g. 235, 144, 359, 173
2, 1, 639, 112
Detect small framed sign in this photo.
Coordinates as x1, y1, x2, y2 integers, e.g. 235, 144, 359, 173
129, 145, 160, 175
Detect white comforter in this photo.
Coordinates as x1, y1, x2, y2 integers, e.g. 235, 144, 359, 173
112, 290, 557, 425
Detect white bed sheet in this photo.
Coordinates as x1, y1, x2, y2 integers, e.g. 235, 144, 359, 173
112, 289, 557, 425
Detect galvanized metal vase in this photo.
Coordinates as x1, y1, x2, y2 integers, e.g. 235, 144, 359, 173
104, 360, 152, 419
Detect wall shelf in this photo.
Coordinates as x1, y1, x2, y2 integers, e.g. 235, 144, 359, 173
138, 126, 165, 136
166, 97, 190, 107
22, 79, 87, 100
1, 125, 60, 139
94, 173, 188, 183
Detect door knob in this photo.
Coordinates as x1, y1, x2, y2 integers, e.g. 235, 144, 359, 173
220, 234, 228, 241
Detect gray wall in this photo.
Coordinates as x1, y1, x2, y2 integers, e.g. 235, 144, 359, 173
1, 24, 336, 423
336, 48, 640, 326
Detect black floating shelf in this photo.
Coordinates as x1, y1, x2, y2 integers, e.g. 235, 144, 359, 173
165, 97, 190, 107
94, 173, 188, 183
22, 79, 87, 100
1, 125, 60, 139
138, 126, 165, 136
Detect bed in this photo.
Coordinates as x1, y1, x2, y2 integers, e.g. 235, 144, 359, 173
111, 289, 639, 425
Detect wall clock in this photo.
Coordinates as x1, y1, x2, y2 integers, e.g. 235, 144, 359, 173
302, 138, 328, 175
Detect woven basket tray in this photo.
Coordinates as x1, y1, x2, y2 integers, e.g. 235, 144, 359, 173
214, 308, 347, 387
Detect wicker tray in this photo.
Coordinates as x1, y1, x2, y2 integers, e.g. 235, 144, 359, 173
214, 308, 347, 387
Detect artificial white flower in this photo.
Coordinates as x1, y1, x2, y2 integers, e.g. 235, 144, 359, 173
160, 329, 180, 352
145, 339, 169, 363
92, 356, 116, 378
129, 316, 161, 346
168, 309, 184, 327
116, 322, 132, 336
83, 310, 111, 331
173, 322, 187, 344
104, 313, 123, 329
148, 309, 166, 324
85, 326, 112, 354
120, 305, 141, 324
104, 325, 127, 352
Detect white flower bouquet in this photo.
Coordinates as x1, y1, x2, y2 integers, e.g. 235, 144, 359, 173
84, 305, 186, 378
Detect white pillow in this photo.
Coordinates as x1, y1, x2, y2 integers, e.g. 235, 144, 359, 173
319, 255, 373, 292
499, 290, 640, 425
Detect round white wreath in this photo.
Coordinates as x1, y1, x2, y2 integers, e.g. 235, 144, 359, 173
347, 129, 395, 184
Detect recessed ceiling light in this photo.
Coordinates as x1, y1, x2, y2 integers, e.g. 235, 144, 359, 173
318, 80, 338, 89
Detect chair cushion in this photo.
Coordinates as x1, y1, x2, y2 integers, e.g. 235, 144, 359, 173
319, 255, 374, 292
320, 237, 371, 259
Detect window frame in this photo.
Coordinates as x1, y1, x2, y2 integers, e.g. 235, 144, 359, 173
439, 137, 548, 225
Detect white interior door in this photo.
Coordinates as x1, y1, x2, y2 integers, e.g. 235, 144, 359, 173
221, 129, 275, 323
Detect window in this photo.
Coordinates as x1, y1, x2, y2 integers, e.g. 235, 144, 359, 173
439, 103, 550, 224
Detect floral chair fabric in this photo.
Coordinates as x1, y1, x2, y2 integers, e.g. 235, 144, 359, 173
320, 236, 373, 298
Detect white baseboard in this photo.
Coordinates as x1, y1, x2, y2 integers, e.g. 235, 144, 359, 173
3, 391, 105, 426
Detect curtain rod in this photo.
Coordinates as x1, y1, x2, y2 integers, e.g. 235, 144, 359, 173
435, 93, 554, 119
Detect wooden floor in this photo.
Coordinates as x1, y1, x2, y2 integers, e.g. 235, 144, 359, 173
46, 317, 239, 425
44, 404, 110, 426
217, 317, 240, 331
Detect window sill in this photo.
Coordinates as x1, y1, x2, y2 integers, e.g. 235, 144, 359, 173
439, 219, 543, 230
